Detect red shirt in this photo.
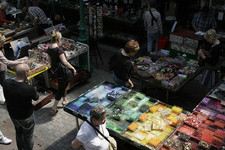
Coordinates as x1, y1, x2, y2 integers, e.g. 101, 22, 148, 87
0, 8, 11, 25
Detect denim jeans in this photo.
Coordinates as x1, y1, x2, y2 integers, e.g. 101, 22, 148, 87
112, 73, 130, 88
147, 32, 160, 53
0, 71, 5, 86
10, 114, 35, 150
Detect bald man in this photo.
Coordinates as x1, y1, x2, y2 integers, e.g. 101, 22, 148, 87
2, 63, 39, 150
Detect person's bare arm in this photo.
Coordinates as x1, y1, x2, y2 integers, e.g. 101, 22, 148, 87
59, 54, 76, 76
71, 139, 83, 149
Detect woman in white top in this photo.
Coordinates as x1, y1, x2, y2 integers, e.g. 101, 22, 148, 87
71, 105, 117, 150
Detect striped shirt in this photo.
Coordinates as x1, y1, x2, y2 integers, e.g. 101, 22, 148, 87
28, 7, 48, 25
192, 12, 217, 32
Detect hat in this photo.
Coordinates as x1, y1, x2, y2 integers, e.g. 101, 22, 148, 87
0, 34, 6, 42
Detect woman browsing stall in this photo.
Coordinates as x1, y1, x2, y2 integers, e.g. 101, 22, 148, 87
198, 29, 224, 90
47, 31, 76, 115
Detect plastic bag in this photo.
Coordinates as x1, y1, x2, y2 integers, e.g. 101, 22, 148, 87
0, 85, 5, 104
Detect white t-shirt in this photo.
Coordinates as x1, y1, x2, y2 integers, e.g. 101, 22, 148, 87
76, 118, 109, 150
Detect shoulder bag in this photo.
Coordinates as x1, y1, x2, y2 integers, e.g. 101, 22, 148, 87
85, 119, 117, 150
56, 48, 73, 82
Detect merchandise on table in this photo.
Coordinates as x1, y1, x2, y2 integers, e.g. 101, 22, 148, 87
122, 103, 187, 150
208, 82, 225, 101
65, 81, 128, 117
106, 91, 154, 133
159, 110, 225, 150
133, 56, 198, 89
16, 57, 48, 76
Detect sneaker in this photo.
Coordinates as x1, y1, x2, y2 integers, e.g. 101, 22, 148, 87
0, 137, 12, 145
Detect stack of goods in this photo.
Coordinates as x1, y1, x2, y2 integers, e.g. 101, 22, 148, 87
16, 57, 48, 77
63, 41, 89, 58
106, 92, 154, 133
65, 81, 128, 117
0, 28, 15, 37
123, 103, 186, 149
133, 56, 197, 89
169, 34, 198, 55
208, 82, 225, 101
160, 95, 225, 150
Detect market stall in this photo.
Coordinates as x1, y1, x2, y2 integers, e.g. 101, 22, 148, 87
8, 37, 91, 87
159, 81, 225, 150
64, 81, 189, 150
131, 55, 203, 101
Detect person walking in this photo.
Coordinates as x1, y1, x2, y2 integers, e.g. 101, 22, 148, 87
143, 1, 163, 54
47, 30, 76, 115
2, 63, 39, 150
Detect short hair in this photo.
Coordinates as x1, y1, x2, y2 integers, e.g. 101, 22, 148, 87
204, 29, 217, 42
16, 64, 30, 78
124, 40, 140, 54
0, 1, 8, 9
90, 105, 106, 121
50, 30, 62, 43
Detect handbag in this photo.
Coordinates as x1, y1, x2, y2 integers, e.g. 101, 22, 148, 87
56, 48, 73, 82
85, 119, 117, 150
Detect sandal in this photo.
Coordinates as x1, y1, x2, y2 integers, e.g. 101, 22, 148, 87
62, 100, 68, 106
49, 108, 58, 116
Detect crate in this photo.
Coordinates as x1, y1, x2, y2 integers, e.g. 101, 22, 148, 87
49, 67, 91, 90
32, 89, 53, 111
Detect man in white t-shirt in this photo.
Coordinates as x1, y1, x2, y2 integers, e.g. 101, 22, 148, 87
71, 105, 117, 150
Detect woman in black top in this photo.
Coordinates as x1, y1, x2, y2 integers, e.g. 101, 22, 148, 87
109, 40, 140, 88
198, 29, 223, 90
47, 31, 76, 115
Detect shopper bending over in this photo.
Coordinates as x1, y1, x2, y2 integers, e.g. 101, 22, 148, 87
3, 63, 39, 150
47, 30, 76, 115
72, 104, 117, 150
108, 40, 140, 88
198, 29, 223, 91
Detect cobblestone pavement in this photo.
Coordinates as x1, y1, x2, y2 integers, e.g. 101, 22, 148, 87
0, 69, 114, 150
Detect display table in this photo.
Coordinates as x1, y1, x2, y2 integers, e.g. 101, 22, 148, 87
8, 63, 50, 88
131, 56, 203, 102
159, 82, 225, 150
169, 28, 203, 60
64, 81, 189, 150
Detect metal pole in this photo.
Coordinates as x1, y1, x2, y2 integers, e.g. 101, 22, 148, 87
78, 0, 88, 43
78, 0, 89, 71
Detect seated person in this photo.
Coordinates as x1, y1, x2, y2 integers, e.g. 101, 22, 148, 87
0, 1, 12, 25
71, 105, 117, 150
192, 5, 217, 32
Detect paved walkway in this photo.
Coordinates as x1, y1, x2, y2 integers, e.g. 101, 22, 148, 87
0, 69, 113, 150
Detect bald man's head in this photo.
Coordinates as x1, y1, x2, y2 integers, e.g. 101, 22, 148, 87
16, 63, 30, 78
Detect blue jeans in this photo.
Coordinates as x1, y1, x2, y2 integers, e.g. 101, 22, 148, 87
0, 71, 5, 86
10, 114, 35, 150
112, 73, 130, 88
147, 32, 160, 53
